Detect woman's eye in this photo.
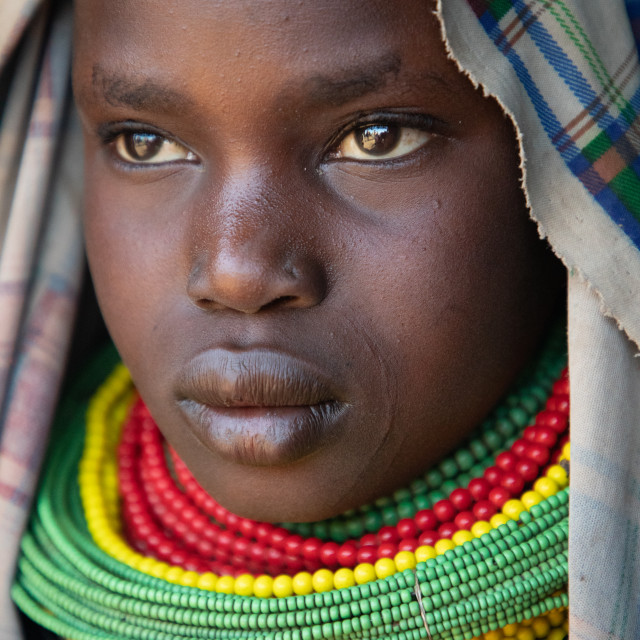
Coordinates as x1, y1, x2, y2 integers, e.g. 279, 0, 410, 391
113, 132, 196, 165
333, 123, 432, 161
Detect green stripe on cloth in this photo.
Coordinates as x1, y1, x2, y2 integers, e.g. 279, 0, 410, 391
610, 168, 640, 217
582, 131, 614, 163
488, 0, 512, 22
550, 1, 630, 112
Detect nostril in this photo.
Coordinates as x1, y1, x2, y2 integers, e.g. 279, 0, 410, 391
260, 295, 297, 311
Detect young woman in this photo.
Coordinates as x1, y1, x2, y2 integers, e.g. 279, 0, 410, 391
2, 1, 640, 638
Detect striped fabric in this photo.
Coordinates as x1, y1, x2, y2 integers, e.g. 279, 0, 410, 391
0, 2, 82, 638
468, 0, 640, 247
440, 2, 640, 639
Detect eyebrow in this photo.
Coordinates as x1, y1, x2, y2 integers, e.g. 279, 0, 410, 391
82, 64, 194, 113
80, 55, 453, 115
299, 53, 403, 107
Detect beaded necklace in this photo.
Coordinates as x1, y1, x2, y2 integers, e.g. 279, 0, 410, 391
13, 332, 570, 639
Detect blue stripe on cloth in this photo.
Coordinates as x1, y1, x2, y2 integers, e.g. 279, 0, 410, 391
593, 187, 640, 248
572, 441, 640, 502
510, 0, 616, 129
626, 0, 640, 24
470, 0, 640, 250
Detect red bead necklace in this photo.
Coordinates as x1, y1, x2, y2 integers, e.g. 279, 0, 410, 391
118, 371, 569, 578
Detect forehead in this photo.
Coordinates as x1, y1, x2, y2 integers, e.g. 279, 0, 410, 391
74, 0, 434, 54
73, 0, 464, 112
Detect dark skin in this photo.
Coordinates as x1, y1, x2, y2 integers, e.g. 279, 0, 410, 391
73, 0, 563, 523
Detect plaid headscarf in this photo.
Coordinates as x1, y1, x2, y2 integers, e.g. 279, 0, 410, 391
0, 1, 639, 638
439, 2, 640, 638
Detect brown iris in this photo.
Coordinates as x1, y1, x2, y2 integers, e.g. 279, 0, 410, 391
124, 133, 164, 161
355, 124, 399, 156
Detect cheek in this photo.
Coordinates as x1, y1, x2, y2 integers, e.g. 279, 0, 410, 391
330, 133, 544, 429
83, 163, 189, 373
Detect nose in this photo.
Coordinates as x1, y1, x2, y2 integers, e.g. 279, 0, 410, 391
186, 190, 327, 314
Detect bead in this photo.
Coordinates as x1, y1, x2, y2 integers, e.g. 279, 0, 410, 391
337, 543, 358, 568
454, 449, 475, 471
490, 513, 511, 528
415, 545, 437, 563
434, 539, 456, 554
495, 452, 518, 472
483, 466, 503, 485
311, 569, 334, 593
488, 487, 511, 508
534, 426, 557, 447
449, 488, 473, 511
378, 525, 400, 543
533, 477, 559, 498
357, 546, 378, 564
418, 531, 439, 546
524, 444, 550, 466
553, 377, 569, 395
354, 563, 376, 585
319, 542, 339, 566
502, 500, 526, 521
374, 558, 397, 579
437, 523, 458, 539
394, 551, 416, 571
284, 535, 304, 556
511, 438, 529, 457
515, 459, 539, 483
196, 572, 218, 590
273, 575, 294, 598
530, 617, 550, 637
234, 574, 255, 596
378, 542, 399, 559
216, 576, 235, 594
433, 500, 457, 523
501, 472, 525, 495
454, 511, 476, 530
471, 521, 492, 538
360, 533, 377, 547
397, 518, 418, 539
547, 465, 568, 487
452, 530, 474, 546
521, 491, 544, 509
398, 538, 418, 551
415, 510, 438, 532
253, 575, 274, 598
473, 500, 497, 521
302, 538, 322, 561
292, 572, 314, 596
333, 568, 356, 589
547, 610, 565, 627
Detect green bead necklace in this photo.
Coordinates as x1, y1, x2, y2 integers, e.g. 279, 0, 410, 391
12, 329, 569, 639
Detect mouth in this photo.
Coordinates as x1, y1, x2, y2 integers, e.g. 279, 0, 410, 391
175, 349, 349, 466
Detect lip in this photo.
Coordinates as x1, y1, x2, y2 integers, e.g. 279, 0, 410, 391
175, 349, 349, 466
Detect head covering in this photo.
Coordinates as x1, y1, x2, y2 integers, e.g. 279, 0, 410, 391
437, 3, 640, 638
0, 1, 639, 638
0, 1, 82, 636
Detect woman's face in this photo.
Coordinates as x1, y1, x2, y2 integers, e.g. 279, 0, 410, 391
74, 0, 561, 522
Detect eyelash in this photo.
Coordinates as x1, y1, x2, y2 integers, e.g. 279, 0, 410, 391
326, 112, 437, 163
98, 122, 197, 168
98, 112, 439, 168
